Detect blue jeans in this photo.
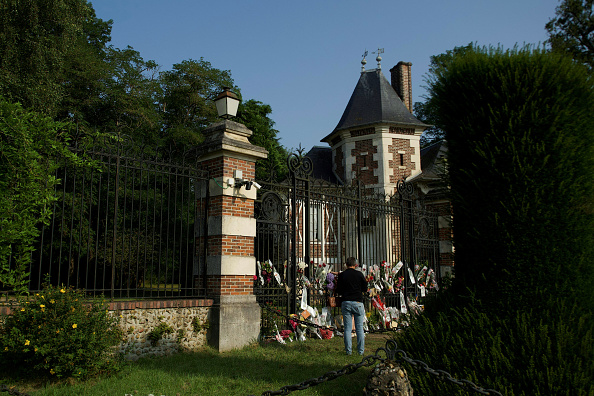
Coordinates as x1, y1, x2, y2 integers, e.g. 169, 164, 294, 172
341, 300, 365, 355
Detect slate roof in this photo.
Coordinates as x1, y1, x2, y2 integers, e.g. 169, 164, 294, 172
304, 146, 342, 184
407, 139, 448, 185
322, 69, 426, 142
305, 143, 445, 187
420, 140, 446, 177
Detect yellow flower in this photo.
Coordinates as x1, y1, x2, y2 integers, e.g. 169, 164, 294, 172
72, 324, 77, 329
41, 295, 45, 299
20, 308, 25, 312
56, 330, 60, 334
34, 347, 38, 352
39, 304, 45, 308
4, 347, 8, 351
50, 369, 55, 375
50, 299, 55, 304
60, 288, 65, 293
24, 340, 30, 346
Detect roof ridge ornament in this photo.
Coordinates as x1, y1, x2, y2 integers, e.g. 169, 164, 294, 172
372, 48, 384, 69
361, 50, 368, 73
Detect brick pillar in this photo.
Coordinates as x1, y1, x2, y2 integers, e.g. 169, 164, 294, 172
197, 119, 268, 352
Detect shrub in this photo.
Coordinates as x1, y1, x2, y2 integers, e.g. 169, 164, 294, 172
401, 45, 594, 395
0, 285, 123, 378
147, 322, 173, 346
427, 45, 594, 312
395, 299, 594, 395
0, 97, 92, 296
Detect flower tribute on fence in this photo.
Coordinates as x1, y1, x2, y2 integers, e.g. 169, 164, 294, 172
258, 259, 440, 344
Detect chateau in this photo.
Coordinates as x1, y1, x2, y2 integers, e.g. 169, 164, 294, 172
305, 54, 453, 276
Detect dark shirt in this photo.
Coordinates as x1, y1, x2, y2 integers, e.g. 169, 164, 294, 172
336, 268, 368, 302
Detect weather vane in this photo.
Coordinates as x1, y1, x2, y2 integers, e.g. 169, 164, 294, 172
361, 50, 368, 72
372, 48, 384, 69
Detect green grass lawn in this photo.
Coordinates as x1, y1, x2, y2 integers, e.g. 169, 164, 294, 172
2, 333, 394, 396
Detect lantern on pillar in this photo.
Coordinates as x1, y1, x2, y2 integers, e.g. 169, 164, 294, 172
214, 87, 240, 119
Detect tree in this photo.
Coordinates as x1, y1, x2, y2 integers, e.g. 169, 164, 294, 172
546, 0, 594, 69
397, 45, 594, 395
0, 0, 92, 117
57, 10, 162, 141
158, 59, 235, 147
416, 44, 473, 147
96, 46, 161, 141
237, 99, 288, 181
427, 46, 594, 308
0, 97, 89, 295
414, 102, 443, 147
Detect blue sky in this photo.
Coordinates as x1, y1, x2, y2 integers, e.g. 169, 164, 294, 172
92, 0, 560, 152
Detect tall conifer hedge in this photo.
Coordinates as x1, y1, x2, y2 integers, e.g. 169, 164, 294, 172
396, 46, 594, 395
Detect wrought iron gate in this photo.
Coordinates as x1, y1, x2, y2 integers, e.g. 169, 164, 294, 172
254, 152, 440, 318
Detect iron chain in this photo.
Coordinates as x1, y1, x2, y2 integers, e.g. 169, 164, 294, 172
256, 354, 385, 396
259, 304, 503, 396
1, 306, 501, 396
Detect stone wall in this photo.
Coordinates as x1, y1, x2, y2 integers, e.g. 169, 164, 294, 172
116, 307, 210, 360
110, 299, 213, 360
0, 298, 214, 361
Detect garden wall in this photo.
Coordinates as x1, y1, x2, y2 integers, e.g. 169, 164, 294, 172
110, 299, 214, 360
1, 298, 214, 361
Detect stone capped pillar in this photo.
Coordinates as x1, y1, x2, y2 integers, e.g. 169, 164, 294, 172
196, 119, 268, 352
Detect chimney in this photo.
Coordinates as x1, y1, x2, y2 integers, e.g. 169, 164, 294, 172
390, 62, 413, 113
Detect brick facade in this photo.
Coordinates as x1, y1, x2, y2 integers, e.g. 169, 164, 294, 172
207, 275, 254, 296
352, 139, 379, 185
207, 235, 254, 256
388, 138, 416, 182
207, 196, 254, 218
200, 156, 255, 180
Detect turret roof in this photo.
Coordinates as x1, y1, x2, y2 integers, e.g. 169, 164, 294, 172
322, 69, 426, 142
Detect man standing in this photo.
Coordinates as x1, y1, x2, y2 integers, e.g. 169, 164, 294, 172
336, 257, 367, 355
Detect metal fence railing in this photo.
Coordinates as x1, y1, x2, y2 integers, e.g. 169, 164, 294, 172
2, 136, 209, 299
